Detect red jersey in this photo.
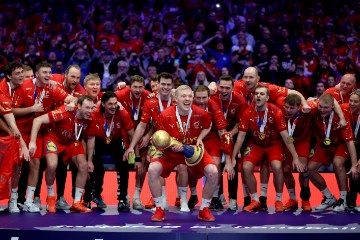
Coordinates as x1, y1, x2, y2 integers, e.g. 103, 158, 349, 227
0, 78, 13, 115
210, 91, 247, 131
47, 105, 90, 145
115, 87, 151, 124
311, 109, 353, 147
324, 87, 350, 104
234, 80, 288, 106
158, 105, 212, 145
87, 107, 134, 142
203, 99, 227, 140
141, 96, 175, 131
341, 103, 359, 142
238, 103, 287, 148
52, 74, 86, 98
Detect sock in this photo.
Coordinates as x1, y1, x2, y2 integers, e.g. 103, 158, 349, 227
178, 187, 188, 203
251, 193, 259, 201
133, 187, 141, 199
200, 198, 211, 210
177, 187, 181, 198
340, 191, 347, 201
190, 187, 197, 196
154, 197, 163, 208
288, 188, 296, 200
276, 192, 282, 201
25, 186, 36, 203
213, 185, 220, 198
321, 188, 333, 199
243, 184, 249, 197
162, 186, 167, 203
260, 184, 268, 197
74, 187, 84, 203
47, 185, 55, 197
11, 188, 17, 199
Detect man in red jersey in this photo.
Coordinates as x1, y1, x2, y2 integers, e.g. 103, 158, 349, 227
0, 62, 30, 213
189, 85, 235, 210
210, 75, 247, 211
309, 93, 358, 212
149, 85, 218, 222
341, 90, 360, 212
232, 85, 304, 212
322, 74, 356, 104
86, 91, 135, 212
84, 73, 102, 103
28, 95, 94, 213
124, 72, 174, 211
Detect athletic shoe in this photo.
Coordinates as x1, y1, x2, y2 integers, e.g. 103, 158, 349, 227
132, 198, 144, 210
174, 197, 180, 208
211, 197, 224, 211
284, 199, 298, 211
219, 194, 227, 205
243, 200, 261, 212
163, 197, 169, 211
46, 196, 57, 213
301, 200, 312, 212
0, 206, 5, 212
275, 200, 285, 212
188, 195, 199, 209
198, 207, 215, 222
151, 207, 165, 221
315, 196, 336, 211
8, 198, 20, 213
354, 206, 360, 213
23, 202, 41, 213
227, 198, 238, 211
145, 197, 155, 209
180, 200, 190, 212
243, 196, 251, 208
333, 199, 346, 212
56, 196, 71, 210
259, 196, 268, 211
92, 196, 107, 208
33, 197, 42, 210
70, 201, 91, 213
118, 200, 130, 212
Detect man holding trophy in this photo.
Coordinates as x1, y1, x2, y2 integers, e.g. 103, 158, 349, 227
148, 85, 222, 222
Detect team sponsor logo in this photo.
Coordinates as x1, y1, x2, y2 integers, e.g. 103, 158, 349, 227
46, 141, 58, 153
193, 121, 199, 128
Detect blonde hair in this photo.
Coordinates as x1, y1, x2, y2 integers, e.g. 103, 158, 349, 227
84, 73, 101, 86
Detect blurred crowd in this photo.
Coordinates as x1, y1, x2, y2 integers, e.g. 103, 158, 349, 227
1, 0, 360, 97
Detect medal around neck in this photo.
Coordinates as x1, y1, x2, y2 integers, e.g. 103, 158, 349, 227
151, 130, 204, 166
259, 132, 265, 140
324, 137, 331, 146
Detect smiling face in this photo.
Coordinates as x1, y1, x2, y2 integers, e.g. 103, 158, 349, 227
349, 93, 360, 114
7, 67, 24, 87
158, 77, 172, 97
194, 90, 209, 109
175, 88, 193, 114
218, 79, 233, 101
36, 67, 52, 86
340, 74, 356, 95
318, 100, 334, 118
78, 99, 94, 119
102, 97, 118, 116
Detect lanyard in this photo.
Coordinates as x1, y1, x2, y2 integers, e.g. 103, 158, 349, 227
130, 93, 141, 120
158, 94, 171, 113
323, 111, 334, 138
220, 93, 232, 118
354, 115, 360, 138
175, 106, 192, 141
287, 113, 300, 137
103, 114, 114, 138
256, 107, 268, 133
74, 112, 84, 141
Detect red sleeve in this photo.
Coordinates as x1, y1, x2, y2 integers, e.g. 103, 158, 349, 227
140, 99, 152, 124
51, 74, 65, 84
209, 100, 227, 130
51, 85, 69, 102
238, 107, 251, 132
0, 93, 13, 115
341, 116, 354, 142
48, 105, 68, 122
120, 108, 135, 131
202, 110, 212, 129
274, 106, 287, 132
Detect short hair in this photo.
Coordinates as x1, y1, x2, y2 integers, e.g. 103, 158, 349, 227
219, 75, 234, 86
194, 85, 210, 96
319, 93, 334, 104
77, 95, 93, 105
255, 85, 270, 96
150, 75, 158, 82
129, 75, 145, 86
285, 93, 301, 106
175, 85, 193, 97
35, 61, 52, 72
350, 89, 360, 98
84, 73, 101, 86
100, 91, 118, 112
22, 64, 33, 72
4, 62, 23, 82
65, 64, 81, 75
157, 72, 173, 82
244, 66, 259, 77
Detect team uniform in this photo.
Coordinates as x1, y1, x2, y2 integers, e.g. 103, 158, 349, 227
153, 105, 215, 179
324, 87, 350, 104
238, 103, 287, 165
51, 74, 86, 98
0, 78, 13, 116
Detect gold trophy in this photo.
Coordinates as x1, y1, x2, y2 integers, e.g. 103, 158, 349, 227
151, 130, 204, 166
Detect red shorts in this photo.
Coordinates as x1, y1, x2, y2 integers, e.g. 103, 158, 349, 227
284, 140, 310, 166
309, 143, 349, 165
22, 133, 43, 159
152, 148, 215, 179
203, 135, 221, 158
243, 142, 284, 165
43, 136, 85, 164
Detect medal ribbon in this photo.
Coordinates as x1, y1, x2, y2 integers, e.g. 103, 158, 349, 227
158, 94, 171, 113
103, 114, 114, 139
323, 111, 334, 139
130, 92, 141, 120
287, 113, 299, 137
256, 107, 268, 133
220, 93, 232, 118
176, 106, 192, 142
74, 112, 84, 141
354, 115, 360, 138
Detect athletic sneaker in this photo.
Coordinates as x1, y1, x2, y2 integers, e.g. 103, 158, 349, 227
118, 200, 130, 212
275, 200, 285, 212
23, 202, 41, 213
46, 196, 57, 213
145, 197, 155, 209
151, 207, 165, 221
70, 201, 91, 213
243, 200, 261, 212
354, 206, 360, 213
33, 197, 42, 210
188, 195, 199, 209
210, 197, 224, 211
227, 198, 238, 211
198, 207, 215, 222
315, 196, 336, 211
259, 196, 268, 211
132, 198, 144, 210
8, 198, 20, 213
301, 200, 312, 212
284, 199, 298, 211
180, 200, 190, 212
92, 196, 107, 208
333, 199, 347, 212
56, 196, 71, 210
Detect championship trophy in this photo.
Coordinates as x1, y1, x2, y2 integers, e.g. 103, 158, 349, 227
151, 130, 204, 166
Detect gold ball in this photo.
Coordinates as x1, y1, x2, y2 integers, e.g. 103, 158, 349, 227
152, 130, 171, 149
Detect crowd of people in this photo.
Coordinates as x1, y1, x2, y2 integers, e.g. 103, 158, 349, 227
1, 0, 360, 222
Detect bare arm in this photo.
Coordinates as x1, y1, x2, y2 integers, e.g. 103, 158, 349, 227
280, 129, 305, 172
196, 127, 211, 146
232, 131, 247, 162
346, 141, 359, 180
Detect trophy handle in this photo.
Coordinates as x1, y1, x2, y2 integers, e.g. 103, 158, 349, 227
169, 137, 182, 148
